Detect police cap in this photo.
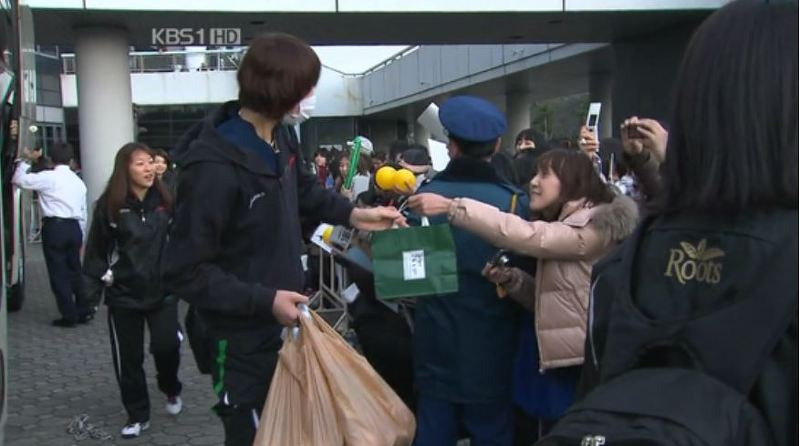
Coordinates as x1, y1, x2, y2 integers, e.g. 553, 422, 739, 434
438, 95, 507, 143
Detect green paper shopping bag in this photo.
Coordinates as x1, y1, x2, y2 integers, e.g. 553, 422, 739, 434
371, 217, 459, 300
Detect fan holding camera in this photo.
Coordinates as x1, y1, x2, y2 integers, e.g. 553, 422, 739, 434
482, 249, 536, 311
619, 116, 668, 204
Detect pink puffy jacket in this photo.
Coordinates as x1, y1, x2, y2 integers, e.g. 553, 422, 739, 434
447, 195, 638, 370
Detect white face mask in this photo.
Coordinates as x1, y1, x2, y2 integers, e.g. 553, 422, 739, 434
283, 93, 316, 125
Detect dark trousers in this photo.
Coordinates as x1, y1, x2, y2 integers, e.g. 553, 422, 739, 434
108, 303, 182, 423
414, 394, 514, 446
41, 218, 88, 322
513, 409, 556, 445
209, 328, 281, 446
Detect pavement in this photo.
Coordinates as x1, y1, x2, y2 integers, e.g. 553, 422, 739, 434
5, 243, 225, 445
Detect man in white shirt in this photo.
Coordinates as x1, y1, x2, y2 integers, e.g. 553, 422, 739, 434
13, 143, 92, 327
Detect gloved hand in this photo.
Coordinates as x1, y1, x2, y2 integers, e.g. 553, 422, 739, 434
481, 264, 536, 311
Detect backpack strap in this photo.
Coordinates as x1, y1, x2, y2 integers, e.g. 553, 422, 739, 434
509, 193, 518, 214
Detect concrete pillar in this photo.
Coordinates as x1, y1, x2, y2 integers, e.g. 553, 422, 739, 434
74, 27, 134, 207
610, 22, 698, 136
505, 91, 532, 151
589, 72, 613, 140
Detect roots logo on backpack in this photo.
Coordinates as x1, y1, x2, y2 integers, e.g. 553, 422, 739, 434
665, 239, 725, 285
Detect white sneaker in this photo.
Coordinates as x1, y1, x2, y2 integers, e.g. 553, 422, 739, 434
165, 395, 183, 415
120, 421, 149, 439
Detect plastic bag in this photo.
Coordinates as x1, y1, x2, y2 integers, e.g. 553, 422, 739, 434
255, 308, 416, 446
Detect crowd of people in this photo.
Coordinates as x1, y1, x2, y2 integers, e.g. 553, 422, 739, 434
9, 0, 797, 444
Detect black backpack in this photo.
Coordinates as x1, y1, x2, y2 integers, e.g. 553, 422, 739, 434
537, 218, 796, 446
537, 367, 774, 445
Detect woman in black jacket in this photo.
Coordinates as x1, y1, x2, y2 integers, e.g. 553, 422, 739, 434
83, 142, 182, 440
582, 2, 797, 445
153, 148, 177, 196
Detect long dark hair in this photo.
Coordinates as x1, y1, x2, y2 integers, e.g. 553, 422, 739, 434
97, 142, 173, 223
537, 148, 615, 208
658, 0, 798, 214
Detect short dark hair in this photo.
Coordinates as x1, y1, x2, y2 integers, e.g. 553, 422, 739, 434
537, 148, 615, 206
49, 142, 74, 165
237, 33, 321, 120
401, 145, 432, 166
515, 128, 550, 151
659, 0, 798, 214
313, 148, 330, 160
388, 140, 410, 161
450, 135, 496, 158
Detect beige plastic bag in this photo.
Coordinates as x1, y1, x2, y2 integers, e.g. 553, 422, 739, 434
255, 308, 416, 446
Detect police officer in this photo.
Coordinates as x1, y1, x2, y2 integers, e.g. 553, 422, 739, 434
408, 96, 529, 445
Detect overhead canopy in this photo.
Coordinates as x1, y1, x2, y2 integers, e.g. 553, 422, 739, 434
27, 0, 720, 47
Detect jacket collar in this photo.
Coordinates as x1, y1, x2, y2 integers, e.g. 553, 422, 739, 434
126, 187, 162, 212
436, 156, 505, 184
175, 101, 290, 177
559, 198, 591, 221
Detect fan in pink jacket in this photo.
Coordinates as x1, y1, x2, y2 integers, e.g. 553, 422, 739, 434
408, 148, 638, 432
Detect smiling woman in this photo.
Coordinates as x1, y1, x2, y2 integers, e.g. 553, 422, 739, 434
82, 141, 182, 439
97, 143, 172, 222
408, 147, 638, 436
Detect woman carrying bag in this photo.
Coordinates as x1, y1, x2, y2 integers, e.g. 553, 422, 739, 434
83, 142, 182, 439
409, 148, 638, 441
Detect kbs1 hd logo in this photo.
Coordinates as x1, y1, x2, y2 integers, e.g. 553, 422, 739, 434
665, 239, 725, 285
152, 28, 241, 46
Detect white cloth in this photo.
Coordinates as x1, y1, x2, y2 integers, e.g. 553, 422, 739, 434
13, 162, 87, 234
350, 174, 371, 203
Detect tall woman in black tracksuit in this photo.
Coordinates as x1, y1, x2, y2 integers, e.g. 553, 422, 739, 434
83, 143, 182, 439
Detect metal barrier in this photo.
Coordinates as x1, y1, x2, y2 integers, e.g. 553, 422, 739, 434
308, 245, 350, 333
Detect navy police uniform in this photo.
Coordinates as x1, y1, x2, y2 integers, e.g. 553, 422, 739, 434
413, 96, 529, 446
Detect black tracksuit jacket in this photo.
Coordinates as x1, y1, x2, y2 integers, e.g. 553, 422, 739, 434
161, 101, 354, 335
83, 187, 173, 310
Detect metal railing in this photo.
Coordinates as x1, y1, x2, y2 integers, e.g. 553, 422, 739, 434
61, 48, 246, 74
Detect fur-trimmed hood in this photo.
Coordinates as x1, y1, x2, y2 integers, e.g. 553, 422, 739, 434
560, 194, 639, 243
590, 194, 639, 242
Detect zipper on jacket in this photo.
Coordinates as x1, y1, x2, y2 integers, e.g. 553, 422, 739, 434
588, 275, 600, 368
534, 266, 547, 374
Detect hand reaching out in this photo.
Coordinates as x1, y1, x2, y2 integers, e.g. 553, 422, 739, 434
406, 193, 454, 217
350, 206, 407, 231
